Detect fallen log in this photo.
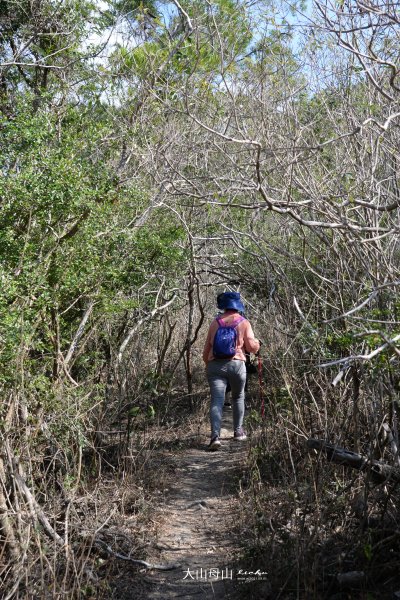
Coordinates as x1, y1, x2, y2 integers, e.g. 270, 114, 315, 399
307, 439, 400, 483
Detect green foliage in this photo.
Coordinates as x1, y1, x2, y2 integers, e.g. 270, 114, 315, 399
110, 0, 159, 18
0, 87, 189, 398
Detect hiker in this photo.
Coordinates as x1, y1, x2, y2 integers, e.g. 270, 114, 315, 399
202, 292, 261, 450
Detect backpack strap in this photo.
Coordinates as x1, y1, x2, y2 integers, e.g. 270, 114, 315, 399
216, 316, 245, 328
233, 316, 246, 327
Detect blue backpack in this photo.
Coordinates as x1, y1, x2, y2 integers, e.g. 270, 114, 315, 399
213, 316, 245, 359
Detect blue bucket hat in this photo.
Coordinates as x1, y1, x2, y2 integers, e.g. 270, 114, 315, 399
217, 292, 245, 312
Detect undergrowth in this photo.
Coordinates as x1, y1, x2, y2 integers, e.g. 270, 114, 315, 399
235, 402, 400, 600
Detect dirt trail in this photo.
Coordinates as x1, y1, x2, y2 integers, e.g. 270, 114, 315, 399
135, 409, 248, 599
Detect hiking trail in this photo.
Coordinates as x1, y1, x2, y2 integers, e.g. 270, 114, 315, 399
122, 408, 250, 599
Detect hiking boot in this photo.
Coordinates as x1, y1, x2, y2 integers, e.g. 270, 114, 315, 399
234, 428, 247, 441
208, 436, 221, 451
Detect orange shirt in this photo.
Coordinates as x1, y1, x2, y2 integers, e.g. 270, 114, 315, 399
202, 310, 260, 363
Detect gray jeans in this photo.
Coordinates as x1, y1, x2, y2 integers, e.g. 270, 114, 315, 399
207, 359, 247, 438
